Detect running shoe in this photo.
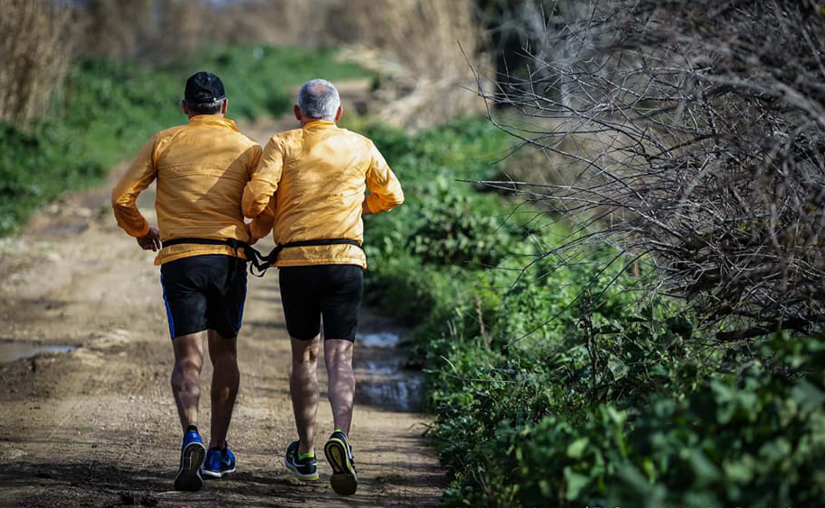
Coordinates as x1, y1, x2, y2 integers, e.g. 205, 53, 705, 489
324, 430, 357, 495
174, 427, 206, 492
202, 443, 236, 478
284, 441, 319, 481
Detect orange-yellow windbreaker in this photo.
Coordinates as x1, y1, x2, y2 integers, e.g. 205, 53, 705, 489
112, 115, 274, 265
242, 120, 404, 268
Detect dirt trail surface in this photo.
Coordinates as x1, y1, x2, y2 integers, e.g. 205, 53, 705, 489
0, 112, 445, 507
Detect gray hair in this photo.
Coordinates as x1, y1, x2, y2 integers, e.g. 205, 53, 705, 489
297, 79, 340, 121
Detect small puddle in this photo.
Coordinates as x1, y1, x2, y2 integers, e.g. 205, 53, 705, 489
353, 310, 424, 412
358, 331, 400, 347
0, 341, 78, 364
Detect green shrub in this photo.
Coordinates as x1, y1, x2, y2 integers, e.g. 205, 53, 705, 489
359, 115, 825, 507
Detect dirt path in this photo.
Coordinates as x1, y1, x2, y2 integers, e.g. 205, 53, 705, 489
0, 111, 445, 507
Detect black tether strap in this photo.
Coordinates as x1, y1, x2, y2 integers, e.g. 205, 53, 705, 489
161, 238, 362, 277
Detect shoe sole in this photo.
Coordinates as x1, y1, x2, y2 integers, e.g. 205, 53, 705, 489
202, 466, 236, 479
284, 457, 319, 481
324, 438, 357, 496
174, 442, 206, 492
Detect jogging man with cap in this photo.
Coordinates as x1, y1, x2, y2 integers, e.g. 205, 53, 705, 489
112, 71, 272, 491
243, 78, 404, 496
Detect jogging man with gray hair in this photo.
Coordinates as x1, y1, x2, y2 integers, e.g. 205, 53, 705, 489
243, 78, 404, 495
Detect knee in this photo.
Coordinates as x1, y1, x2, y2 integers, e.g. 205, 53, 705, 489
293, 350, 318, 368
211, 348, 238, 368
325, 347, 353, 372
291, 339, 320, 367
208, 333, 237, 360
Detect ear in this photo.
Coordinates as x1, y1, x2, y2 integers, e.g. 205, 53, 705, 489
334, 105, 343, 122
293, 104, 302, 121
181, 100, 189, 116
221, 98, 229, 115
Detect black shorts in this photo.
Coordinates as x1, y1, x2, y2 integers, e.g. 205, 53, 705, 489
160, 254, 247, 340
279, 264, 364, 341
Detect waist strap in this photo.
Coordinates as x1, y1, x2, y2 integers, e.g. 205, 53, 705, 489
161, 237, 362, 276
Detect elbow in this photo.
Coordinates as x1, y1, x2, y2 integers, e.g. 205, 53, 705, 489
388, 191, 404, 210
111, 188, 123, 209
111, 192, 131, 215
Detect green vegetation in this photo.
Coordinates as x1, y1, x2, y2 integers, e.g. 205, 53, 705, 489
359, 117, 825, 506
0, 46, 367, 236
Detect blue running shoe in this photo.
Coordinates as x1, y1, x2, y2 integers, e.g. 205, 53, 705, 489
324, 430, 357, 495
174, 428, 206, 492
202, 443, 236, 478
284, 441, 319, 481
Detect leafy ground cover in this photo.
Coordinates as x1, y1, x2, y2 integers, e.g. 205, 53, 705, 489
0, 46, 367, 235
358, 117, 825, 507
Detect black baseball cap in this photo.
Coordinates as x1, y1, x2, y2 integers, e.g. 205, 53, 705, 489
184, 71, 226, 104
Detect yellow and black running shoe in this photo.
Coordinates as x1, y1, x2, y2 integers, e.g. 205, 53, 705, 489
284, 441, 319, 481
324, 430, 358, 495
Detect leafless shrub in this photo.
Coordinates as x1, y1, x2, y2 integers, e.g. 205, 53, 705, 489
0, 0, 74, 124
82, 0, 205, 59
211, 0, 337, 47
480, 0, 825, 339
335, 0, 492, 129
82, 0, 154, 58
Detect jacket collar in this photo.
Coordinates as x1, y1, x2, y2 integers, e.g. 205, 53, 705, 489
188, 115, 238, 131
302, 119, 336, 130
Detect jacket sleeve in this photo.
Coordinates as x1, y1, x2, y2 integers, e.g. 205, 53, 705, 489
248, 195, 276, 239
243, 136, 284, 218
364, 141, 404, 214
245, 143, 275, 239
111, 136, 158, 237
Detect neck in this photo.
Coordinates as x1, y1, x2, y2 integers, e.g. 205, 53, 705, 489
189, 113, 224, 120
301, 117, 332, 127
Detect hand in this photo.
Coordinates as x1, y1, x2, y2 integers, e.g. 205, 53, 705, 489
137, 226, 161, 252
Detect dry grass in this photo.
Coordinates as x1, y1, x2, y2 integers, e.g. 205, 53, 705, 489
0, 0, 74, 124
335, 0, 492, 129
82, 0, 203, 59
211, 0, 337, 47
212, 0, 493, 128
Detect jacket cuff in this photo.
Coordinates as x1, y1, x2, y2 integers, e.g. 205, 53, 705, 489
133, 221, 151, 238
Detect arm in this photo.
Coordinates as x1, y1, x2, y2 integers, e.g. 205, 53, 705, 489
248, 196, 276, 243
112, 136, 160, 249
240, 143, 273, 243
363, 141, 404, 215
243, 136, 284, 219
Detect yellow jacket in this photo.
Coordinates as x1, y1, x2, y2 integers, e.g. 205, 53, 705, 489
112, 115, 273, 265
243, 120, 404, 268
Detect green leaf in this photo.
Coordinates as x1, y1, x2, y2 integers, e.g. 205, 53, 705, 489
608, 355, 629, 380
566, 437, 589, 459
791, 379, 825, 413
689, 449, 721, 484
563, 467, 590, 501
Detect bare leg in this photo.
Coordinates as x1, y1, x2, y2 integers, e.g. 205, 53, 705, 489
208, 330, 239, 449
325, 339, 355, 436
171, 332, 205, 431
290, 335, 321, 454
